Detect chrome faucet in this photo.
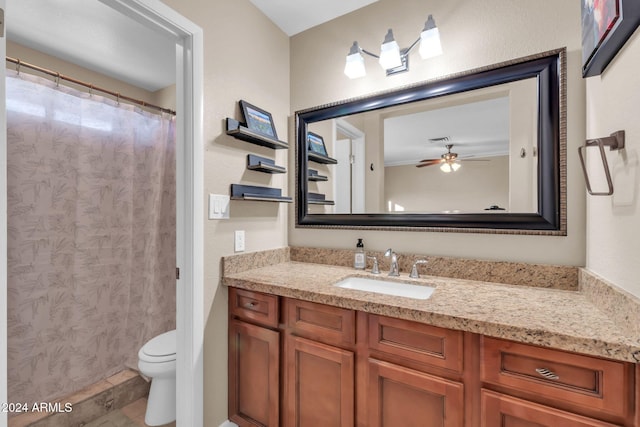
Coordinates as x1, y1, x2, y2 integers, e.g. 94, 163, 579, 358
384, 248, 400, 276
409, 260, 428, 278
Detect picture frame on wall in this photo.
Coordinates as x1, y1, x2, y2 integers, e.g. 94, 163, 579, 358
307, 131, 328, 157
581, 0, 640, 77
239, 100, 278, 139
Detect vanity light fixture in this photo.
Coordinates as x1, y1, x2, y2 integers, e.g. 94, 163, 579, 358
344, 14, 443, 79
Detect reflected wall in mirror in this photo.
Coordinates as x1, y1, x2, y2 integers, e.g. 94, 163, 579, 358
296, 49, 566, 234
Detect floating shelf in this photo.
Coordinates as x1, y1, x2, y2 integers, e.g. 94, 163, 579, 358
308, 192, 335, 206
226, 118, 288, 150
308, 151, 338, 164
308, 168, 328, 182
231, 184, 292, 203
247, 154, 286, 174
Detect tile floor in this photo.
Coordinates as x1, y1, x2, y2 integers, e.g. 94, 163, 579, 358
87, 398, 175, 427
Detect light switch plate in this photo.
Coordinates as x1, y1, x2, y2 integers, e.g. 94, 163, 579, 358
208, 194, 230, 220
234, 230, 245, 252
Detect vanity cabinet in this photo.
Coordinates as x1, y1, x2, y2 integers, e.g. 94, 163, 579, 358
368, 358, 464, 426
283, 298, 355, 427
228, 289, 280, 427
481, 336, 635, 426
228, 288, 638, 427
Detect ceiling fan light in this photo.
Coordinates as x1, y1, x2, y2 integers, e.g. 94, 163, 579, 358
379, 29, 402, 70
419, 15, 443, 59
440, 160, 461, 173
440, 162, 452, 173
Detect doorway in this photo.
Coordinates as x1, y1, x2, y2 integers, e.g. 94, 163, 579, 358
0, 1, 204, 425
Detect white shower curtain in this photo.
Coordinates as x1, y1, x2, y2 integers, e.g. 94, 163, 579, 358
6, 69, 176, 404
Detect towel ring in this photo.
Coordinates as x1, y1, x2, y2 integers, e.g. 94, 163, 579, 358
578, 130, 625, 196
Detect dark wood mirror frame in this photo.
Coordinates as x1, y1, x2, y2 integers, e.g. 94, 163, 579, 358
295, 48, 566, 235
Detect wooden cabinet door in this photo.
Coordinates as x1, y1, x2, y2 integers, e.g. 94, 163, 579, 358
229, 319, 280, 427
481, 389, 620, 427
285, 335, 354, 427
368, 358, 464, 427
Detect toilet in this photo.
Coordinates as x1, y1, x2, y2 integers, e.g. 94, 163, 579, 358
138, 329, 177, 426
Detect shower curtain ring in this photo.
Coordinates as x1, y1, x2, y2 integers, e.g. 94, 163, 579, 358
55, 72, 60, 87
16, 59, 21, 75
117, 92, 120, 105
89, 84, 93, 96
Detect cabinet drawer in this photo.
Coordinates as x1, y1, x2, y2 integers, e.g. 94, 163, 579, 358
481, 389, 620, 427
369, 314, 463, 373
229, 288, 279, 328
285, 298, 355, 347
481, 337, 632, 419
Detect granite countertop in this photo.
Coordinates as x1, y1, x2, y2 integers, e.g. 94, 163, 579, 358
223, 261, 640, 363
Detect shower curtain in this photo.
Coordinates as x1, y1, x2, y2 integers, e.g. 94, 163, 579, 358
6, 69, 176, 404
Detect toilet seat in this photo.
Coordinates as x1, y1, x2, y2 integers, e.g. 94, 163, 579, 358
139, 329, 176, 363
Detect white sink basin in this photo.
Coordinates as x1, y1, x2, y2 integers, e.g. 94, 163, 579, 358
334, 277, 435, 300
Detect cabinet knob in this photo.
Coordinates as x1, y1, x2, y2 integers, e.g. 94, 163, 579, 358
244, 301, 257, 308
535, 368, 559, 380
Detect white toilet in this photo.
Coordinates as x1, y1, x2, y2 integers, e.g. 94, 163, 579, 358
138, 329, 177, 426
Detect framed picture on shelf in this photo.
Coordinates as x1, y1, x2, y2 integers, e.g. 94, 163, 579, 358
581, 0, 640, 77
307, 131, 328, 157
239, 100, 278, 138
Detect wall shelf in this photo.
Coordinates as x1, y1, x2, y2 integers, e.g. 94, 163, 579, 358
308, 192, 334, 206
247, 154, 286, 174
231, 184, 292, 203
226, 118, 288, 150
308, 168, 328, 181
308, 152, 338, 164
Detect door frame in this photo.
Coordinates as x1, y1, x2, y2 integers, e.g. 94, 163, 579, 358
1, 1, 205, 426
335, 119, 366, 213
1, 0, 8, 425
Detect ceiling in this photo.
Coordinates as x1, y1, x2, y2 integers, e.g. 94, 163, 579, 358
6, 0, 177, 92
249, 0, 379, 36
383, 97, 510, 167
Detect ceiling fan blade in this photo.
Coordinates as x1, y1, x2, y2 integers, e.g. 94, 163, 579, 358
417, 158, 442, 163
416, 160, 443, 168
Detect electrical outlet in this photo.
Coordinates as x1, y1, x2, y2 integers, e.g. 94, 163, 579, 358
234, 230, 245, 252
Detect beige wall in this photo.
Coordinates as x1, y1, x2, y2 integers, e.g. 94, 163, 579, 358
385, 156, 509, 213
157, 1, 290, 425
7, 41, 161, 106
290, 0, 586, 265
585, 30, 640, 297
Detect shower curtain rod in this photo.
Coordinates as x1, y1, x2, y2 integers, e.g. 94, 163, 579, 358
6, 56, 176, 116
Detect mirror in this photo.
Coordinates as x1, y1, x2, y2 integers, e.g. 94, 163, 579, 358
296, 49, 566, 234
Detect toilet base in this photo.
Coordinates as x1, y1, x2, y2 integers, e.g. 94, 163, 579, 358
145, 376, 176, 426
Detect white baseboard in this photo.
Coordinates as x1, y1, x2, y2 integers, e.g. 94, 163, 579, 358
219, 421, 239, 427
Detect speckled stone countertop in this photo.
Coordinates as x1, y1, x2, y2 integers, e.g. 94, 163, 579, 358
223, 257, 640, 364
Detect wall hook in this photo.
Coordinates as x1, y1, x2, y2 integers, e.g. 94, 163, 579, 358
578, 130, 625, 196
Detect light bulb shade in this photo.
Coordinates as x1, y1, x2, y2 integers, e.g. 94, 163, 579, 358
379, 29, 402, 69
419, 15, 443, 59
344, 41, 366, 79
440, 162, 452, 173
440, 161, 460, 173
344, 52, 366, 79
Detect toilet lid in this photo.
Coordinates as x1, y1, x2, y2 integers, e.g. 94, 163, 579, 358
142, 329, 176, 358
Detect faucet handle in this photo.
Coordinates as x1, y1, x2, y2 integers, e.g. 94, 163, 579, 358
409, 259, 428, 278
367, 256, 380, 274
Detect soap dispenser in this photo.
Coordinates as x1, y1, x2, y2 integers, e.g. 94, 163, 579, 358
354, 238, 366, 270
